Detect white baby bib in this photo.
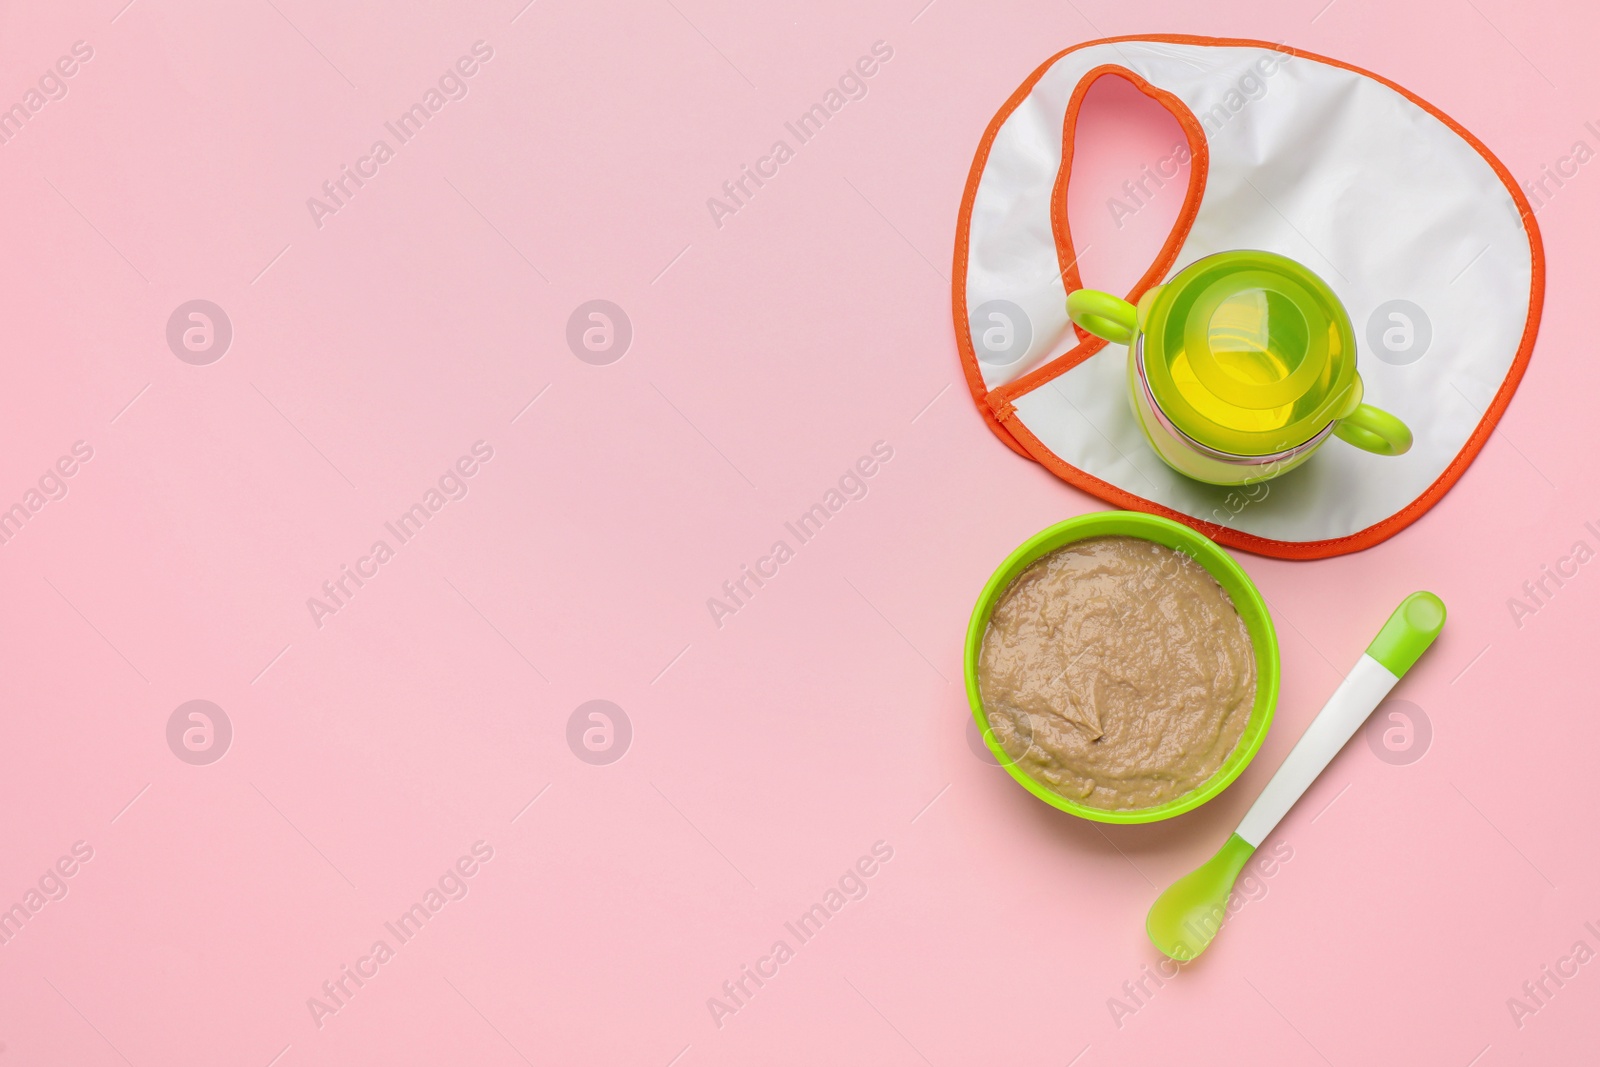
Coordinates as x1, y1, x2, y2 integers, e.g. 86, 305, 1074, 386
954, 36, 1543, 558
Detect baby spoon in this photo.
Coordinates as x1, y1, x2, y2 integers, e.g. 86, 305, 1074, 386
1145, 591, 1446, 960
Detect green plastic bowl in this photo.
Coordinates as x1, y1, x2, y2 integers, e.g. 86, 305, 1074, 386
963, 511, 1279, 824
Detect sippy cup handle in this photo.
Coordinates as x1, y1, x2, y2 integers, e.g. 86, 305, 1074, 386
1066, 290, 1137, 345
1334, 403, 1413, 456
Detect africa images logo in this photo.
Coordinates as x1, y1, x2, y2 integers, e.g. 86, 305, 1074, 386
306, 41, 495, 229
305, 442, 495, 629
705, 41, 894, 229
705, 441, 893, 629
705, 842, 894, 1030
306, 841, 495, 1029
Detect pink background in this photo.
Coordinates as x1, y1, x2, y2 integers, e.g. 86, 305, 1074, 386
1, 0, 1596, 1064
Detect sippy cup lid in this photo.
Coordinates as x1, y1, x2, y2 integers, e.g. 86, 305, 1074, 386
1140, 251, 1359, 458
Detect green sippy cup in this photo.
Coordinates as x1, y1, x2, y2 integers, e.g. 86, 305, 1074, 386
1067, 250, 1412, 487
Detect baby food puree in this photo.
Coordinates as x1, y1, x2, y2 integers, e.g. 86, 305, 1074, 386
977, 536, 1256, 810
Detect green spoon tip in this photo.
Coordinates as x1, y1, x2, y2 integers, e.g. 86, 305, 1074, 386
1145, 834, 1257, 961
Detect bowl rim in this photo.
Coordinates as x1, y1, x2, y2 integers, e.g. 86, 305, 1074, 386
963, 511, 1280, 824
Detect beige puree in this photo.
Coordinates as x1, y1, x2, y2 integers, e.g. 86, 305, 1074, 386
978, 536, 1256, 811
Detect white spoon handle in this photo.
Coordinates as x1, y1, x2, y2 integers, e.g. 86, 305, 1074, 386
1234, 592, 1446, 849
1235, 655, 1395, 847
